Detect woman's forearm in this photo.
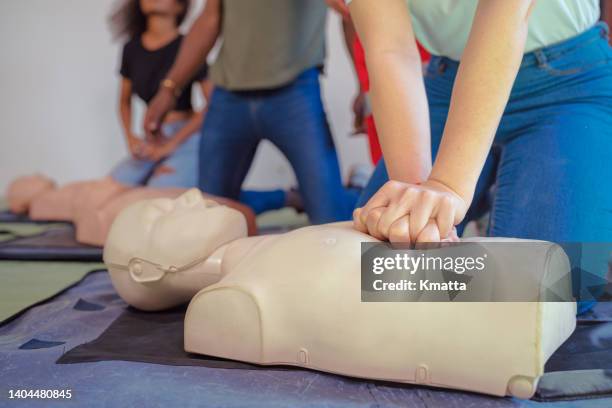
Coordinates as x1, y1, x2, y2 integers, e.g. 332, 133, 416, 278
119, 102, 132, 139
165, 111, 203, 149
430, 0, 535, 202
166, 80, 210, 148
350, 0, 431, 183
368, 53, 431, 182
118, 79, 134, 140
166, 0, 221, 90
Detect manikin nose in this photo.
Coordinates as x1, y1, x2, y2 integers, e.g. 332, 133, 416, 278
177, 188, 203, 207
176, 188, 220, 210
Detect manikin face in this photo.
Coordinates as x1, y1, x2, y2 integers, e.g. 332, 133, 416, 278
104, 189, 246, 311
104, 189, 247, 272
139, 0, 184, 18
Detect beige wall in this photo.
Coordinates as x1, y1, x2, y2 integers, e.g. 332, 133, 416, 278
0, 0, 371, 193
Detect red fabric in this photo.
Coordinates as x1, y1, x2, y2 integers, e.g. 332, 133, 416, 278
352, 37, 430, 164
353, 38, 370, 91
417, 41, 431, 63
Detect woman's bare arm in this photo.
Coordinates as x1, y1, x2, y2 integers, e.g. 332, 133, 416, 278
349, 0, 431, 184
144, 0, 222, 138
430, 0, 535, 203
141, 80, 210, 162
351, 0, 536, 243
118, 78, 145, 158
162, 80, 210, 150
165, 0, 222, 89
118, 78, 133, 139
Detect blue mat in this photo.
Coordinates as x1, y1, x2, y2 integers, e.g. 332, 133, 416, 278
0, 225, 102, 261
1, 270, 611, 408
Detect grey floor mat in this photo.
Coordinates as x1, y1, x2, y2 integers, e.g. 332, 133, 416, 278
0, 209, 62, 224
0, 225, 102, 261
58, 289, 612, 402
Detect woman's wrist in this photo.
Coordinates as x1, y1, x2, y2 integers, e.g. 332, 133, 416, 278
426, 172, 473, 205
160, 78, 182, 99
164, 135, 182, 152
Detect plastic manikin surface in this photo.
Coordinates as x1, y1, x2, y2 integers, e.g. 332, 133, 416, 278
6, 174, 256, 245
29, 180, 96, 221
28, 177, 131, 222
104, 189, 576, 399
71, 178, 130, 223
6, 174, 56, 214
75, 187, 186, 246
78, 186, 256, 247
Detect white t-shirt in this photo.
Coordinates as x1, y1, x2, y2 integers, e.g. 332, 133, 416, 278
346, 0, 600, 60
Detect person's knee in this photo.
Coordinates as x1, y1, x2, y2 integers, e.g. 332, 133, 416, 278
152, 165, 175, 177
147, 166, 196, 189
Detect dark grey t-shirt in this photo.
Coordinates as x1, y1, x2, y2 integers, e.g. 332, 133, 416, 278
210, 0, 327, 91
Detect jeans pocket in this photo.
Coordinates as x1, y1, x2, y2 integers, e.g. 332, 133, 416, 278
541, 58, 609, 77
539, 40, 611, 77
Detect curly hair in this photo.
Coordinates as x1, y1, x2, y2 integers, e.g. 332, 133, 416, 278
109, 0, 191, 40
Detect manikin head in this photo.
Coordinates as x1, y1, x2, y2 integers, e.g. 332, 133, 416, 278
104, 189, 247, 310
6, 174, 56, 214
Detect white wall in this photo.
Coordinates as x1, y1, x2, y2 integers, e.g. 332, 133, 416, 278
0, 0, 371, 193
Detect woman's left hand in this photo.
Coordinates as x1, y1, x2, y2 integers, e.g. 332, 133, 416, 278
353, 179, 469, 244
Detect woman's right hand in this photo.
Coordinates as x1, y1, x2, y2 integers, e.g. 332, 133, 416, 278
127, 135, 146, 159
353, 179, 468, 244
144, 88, 176, 142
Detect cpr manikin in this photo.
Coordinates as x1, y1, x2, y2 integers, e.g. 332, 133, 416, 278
6, 174, 56, 214
5, 174, 256, 245
104, 189, 576, 399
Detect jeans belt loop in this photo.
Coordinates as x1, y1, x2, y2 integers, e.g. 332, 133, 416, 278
534, 50, 548, 68
437, 59, 447, 74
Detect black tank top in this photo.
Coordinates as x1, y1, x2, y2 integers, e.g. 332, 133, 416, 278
119, 35, 208, 112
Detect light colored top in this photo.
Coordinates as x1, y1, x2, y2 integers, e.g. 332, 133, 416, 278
347, 0, 600, 60
210, 0, 327, 90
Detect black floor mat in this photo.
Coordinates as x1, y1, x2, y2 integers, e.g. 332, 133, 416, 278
0, 225, 102, 261
57, 305, 282, 370
0, 210, 61, 224
57, 302, 612, 401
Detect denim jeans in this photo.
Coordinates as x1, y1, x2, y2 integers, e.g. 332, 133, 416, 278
199, 67, 357, 223
359, 23, 612, 313
110, 121, 200, 188
110, 121, 287, 214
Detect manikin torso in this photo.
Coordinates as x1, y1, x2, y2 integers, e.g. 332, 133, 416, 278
104, 189, 576, 399
5, 175, 256, 245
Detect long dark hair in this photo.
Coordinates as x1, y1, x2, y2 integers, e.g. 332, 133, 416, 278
109, 0, 191, 40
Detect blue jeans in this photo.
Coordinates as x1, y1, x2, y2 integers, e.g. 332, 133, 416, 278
199, 68, 357, 224
360, 23, 612, 313
110, 121, 200, 188
110, 121, 286, 214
